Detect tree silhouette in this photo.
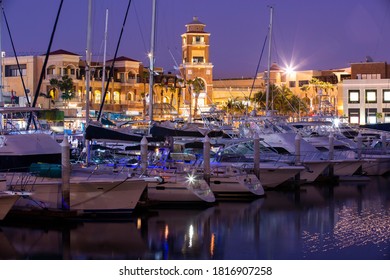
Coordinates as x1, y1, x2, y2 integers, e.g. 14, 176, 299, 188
49, 75, 74, 107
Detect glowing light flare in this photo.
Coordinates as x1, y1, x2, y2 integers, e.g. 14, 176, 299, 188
284, 64, 295, 75
186, 173, 197, 185
210, 233, 215, 257
285, 66, 294, 75
164, 224, 169, 240
188, 224, 194, 248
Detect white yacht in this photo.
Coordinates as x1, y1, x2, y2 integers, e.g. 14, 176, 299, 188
0, 107, 62, 172
4, 163, 149, 214
147, 151, 263, 201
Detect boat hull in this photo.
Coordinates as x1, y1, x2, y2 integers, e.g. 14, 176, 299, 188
147, 172, 215, 203
332, 159, 362, 176
0, 193, 20, 220
6, 170, 148, 212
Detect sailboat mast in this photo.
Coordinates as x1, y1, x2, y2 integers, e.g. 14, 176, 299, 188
265, 6, 273, 115
85, 0, 93, 165
148, 0, 157, 123
102, 9, 108, 98
0, 0, 3, 107
85, 0, 92, 126
0, 0, 3, 132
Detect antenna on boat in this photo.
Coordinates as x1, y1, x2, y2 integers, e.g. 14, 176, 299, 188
96, 0, 132, 122
265, 6, 273, 116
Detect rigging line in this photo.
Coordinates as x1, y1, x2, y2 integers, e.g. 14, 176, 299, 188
168, 48, 185, 78
271, 34, 281, 66
248, 34, 268, 103
214, 78, 250, 100
27, 0, 64, 130
133, 0, 147, 54
97, 0, 132, 122
1, 7, 30, 104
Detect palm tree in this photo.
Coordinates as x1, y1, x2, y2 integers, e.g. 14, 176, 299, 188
168, 85, 176, 107
222, 97, 247, 116
175, 78, 184, 112
188, 77, 205, 118
300, 84, 311, 111
252, 84, 308, 117
252, 90, 266, 110
49, 75, 75, 107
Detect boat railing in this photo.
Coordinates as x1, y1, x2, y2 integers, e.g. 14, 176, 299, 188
333, 150, 358, 160
299, 151, 328, 162
5, 171, 39, 192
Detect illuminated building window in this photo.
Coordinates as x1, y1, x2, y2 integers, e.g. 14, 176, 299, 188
298, 80, 309, 87
384, 109, 390, 122
348, 108, 360, 124
95, 92, 101, 104
348, 90, 360, 103
365, 90, 377, 103
113, 92, 120, 104
383, 90, 390, 103
365, 109, 377, 124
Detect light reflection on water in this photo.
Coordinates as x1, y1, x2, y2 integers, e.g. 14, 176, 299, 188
1, 176, 390, 260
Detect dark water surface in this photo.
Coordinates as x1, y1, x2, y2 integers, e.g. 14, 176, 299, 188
1, 175, 390, 260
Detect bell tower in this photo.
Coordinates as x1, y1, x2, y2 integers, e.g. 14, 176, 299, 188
180, 16, 213, 108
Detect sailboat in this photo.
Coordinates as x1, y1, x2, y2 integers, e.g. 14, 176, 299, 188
0, 175, 32, 220
0, 1, 159, 216
0, 1, 62, 172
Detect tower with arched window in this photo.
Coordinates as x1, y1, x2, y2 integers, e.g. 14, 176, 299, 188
179, 17, 213, 112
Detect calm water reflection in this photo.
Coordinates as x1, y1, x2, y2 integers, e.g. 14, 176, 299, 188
1, 175, 390, 260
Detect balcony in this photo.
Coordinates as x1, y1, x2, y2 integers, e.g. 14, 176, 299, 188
192, 41, 205, 45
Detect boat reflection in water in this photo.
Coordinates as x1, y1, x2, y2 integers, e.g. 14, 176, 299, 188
1, 176, 390, 260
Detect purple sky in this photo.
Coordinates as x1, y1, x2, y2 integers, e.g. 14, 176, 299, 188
2, 0, 390, 78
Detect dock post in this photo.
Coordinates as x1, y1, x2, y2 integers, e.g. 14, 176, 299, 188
381, 132, 387, 153
61, 134, 70, 210
294, 133, 301, 165
203, 135, 211, 185
328, 131, 334, 177
357, 133, 363, 160
294, 133, 301, 187
253, 132, 260, 179
141, 136, 148, 175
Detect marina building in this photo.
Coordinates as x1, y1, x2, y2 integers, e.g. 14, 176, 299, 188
1, 17, 388, 126
342, 62, 390, 125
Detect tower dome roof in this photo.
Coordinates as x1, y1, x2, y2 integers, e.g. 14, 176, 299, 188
187, 16, 205, 26
270, 62, 281, 71
185, 16, 206, 33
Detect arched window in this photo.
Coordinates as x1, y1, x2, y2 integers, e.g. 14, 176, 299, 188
47, 65, 56, 76
113, 91, 120, 104
94, 90, 101, 104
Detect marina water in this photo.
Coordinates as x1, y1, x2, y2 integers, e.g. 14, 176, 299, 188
0, 175, 389, 260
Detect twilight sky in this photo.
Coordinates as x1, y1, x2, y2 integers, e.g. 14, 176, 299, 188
2, 0, 390, 79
